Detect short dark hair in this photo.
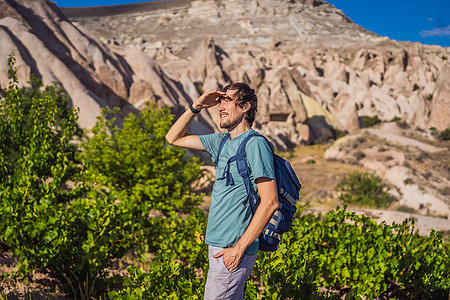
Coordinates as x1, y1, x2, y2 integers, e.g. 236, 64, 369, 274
222, 82, 258, 127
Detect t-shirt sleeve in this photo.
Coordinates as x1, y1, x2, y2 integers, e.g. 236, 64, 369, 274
246, 136, 276, 183
199, 133, 228, 161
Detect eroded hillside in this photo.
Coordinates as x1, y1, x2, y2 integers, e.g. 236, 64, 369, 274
64, 0, 450, 151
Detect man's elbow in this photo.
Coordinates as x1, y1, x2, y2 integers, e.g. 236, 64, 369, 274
165, 133, 176, 145
265, 197, 279, 214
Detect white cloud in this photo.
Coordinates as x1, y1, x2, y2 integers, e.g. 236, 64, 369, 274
420, 25, 450, 38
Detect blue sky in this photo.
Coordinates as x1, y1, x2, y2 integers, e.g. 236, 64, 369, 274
54, 0, 450, 47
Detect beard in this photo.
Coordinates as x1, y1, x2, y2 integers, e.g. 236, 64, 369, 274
220, 114, 245, 130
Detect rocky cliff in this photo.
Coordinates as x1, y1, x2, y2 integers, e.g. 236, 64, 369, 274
63, 0, 449, 149
0, 0, 215, 133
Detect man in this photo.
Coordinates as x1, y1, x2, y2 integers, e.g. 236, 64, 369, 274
166, 82, 278, 299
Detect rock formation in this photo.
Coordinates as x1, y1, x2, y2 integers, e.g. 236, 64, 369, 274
63, 0, 449, 149
324, 122, 449, 218
1, 0, 449, 150
0, 0, 215, 133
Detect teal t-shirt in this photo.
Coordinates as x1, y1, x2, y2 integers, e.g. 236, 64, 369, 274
200, 129, 275, 255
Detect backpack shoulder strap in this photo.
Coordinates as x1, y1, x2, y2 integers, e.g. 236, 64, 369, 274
234, 132, 270, 214
214, 133, 230, 166
216, 131, 271, 207
217, 132, 256, 186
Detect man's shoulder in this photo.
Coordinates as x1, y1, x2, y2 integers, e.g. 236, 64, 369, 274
245, 131, 276, 179
199, 132, 229, 155
246, 131, 271, 148
200, 132, 228, 143
245, 132, 274, 162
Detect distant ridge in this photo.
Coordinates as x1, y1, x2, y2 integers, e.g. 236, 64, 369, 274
62, 0, 191, 17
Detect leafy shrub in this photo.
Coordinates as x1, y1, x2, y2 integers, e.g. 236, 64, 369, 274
334, 128, 347, 139
416, 150, 430, 163
438, 128, 450, 141
153, 208, 208, 269
306, 159, 316, 165
109, 252, 204, 300
253, 220, 340, 300
0, 56, 90, 296
403, 178, 414, 185
109, 209, 209, 299
335, 171, 391, 208
105, 208, 449, 299
360, 115, 381, 128
252, 209, 450, 299
80, 105, 205, 250
384, 155, 393, 161
356, 136, 366, 143
315, 210, 447, 298
396, 205, 416, 213
0, 57, 205, 298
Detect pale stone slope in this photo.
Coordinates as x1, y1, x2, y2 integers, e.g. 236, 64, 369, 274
0, 0, 216, 132
65, 0, 450, 149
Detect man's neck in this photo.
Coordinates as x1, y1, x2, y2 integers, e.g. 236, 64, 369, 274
228, 122, 251, 139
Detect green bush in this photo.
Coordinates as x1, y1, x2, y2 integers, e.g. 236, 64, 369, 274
335, 171, 391, 208
306, 159, 316, 165
438, 128, 450, 141
109, 252, 204, 300
334, 128, 347, 139
153, 208, 208, 269
0, 56, 88, 296
260, 209, 450, 299
0, 57, 205, 298
109, 209, 209, 299
396, 121, 410, 129
110, 209, 449, 299
360, 115, 381, 128
80, 105, 205, 251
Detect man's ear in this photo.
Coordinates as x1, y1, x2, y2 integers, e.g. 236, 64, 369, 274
242, 102, 251, 113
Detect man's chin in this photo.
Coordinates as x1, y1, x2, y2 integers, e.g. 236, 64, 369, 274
220, 116, 243, 130
220, 120, 231, 129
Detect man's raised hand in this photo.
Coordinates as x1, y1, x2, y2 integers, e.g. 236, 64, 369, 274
193, 90, 227, 110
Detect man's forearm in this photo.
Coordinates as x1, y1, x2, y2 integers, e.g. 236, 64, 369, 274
235, 178, 279, 252
166, 90, 224, 146
165, 107, 197, 145
212, 190, 278, 271
234, 197, 278, 253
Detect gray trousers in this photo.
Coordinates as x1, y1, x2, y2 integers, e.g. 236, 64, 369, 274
204, 245, 257, 300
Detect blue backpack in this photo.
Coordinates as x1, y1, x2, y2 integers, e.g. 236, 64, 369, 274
214, 132, 301, 251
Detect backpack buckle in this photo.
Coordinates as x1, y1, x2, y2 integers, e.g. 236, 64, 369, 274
239, 170, 248, 178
